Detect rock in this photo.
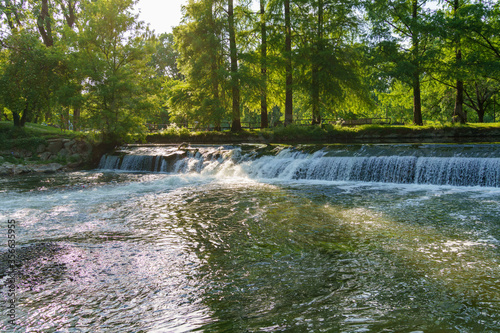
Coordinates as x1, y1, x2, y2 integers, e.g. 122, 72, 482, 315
36, 144, 47, 153
75, 141, 92, 155
12, 165, 32, 175
58, 149, 69, 157
32, 163, 64, 174
47, 140, 64, 154
69, 153, 82, 162
21, 150, 32, 158
66, 162, 82, 169
0, 156, 4, 163
64, 139, 76, 150
40, 152, 53, 161
0, 163, 14, 175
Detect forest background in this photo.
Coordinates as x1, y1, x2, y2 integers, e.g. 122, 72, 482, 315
0, 0, 499, 143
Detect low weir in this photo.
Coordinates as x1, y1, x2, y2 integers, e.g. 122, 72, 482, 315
99, 144, 500, 187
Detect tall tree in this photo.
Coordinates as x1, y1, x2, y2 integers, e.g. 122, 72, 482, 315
284, 0, 293, 126
366, 0, 432, 125
451, 0, 467, 123
78, 0, 159, 142
311, 0, 323, 125
174, 0, 227, 129
411, 0, 423, 125
260, 0, 268, 128
228, 0, 241, 131
295, 0, 367, 125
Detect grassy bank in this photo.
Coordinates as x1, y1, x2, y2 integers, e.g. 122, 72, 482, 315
146, 122, 500, 144
3, 121, 500, 155
0, 121, 88, 151
0, 121, 94, 167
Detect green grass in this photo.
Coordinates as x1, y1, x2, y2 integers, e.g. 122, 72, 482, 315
0, 121, 87, 138
3, 121, 500, 152
0, 121, 90, 153
146, 122, 500, 144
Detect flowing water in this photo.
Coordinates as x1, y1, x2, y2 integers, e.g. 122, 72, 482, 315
1, 144, 500, 332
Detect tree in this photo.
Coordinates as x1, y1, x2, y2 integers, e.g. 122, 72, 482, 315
284, 0, 293, 126
293, 0, 369, 124
0, 32, 65, 127
366, 0, 434, 125
228, 0, 241, 131
260, 0, 268, 128
174, 0, 227, 129
450, 0, 467, 123
0, 0, 24, 32
78, 0, 159, 142
150, 33, 183, 80
464, 79, 500, 122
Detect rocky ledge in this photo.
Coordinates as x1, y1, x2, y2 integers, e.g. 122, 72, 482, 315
0, 162, 66, 175
0, 138, 93, 176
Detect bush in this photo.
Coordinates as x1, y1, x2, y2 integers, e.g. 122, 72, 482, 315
159, 124, 192, 138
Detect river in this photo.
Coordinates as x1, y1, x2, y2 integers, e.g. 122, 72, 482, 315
1, 144, 499, 332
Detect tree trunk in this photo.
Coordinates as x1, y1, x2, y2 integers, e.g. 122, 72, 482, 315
60, 0, 77, 28
37, 0, 54, 47
411, 0, 423, 126
452, 0, 466, 124
454, 77, 467, 123
73, 107, 81, 131
413, 72, 423, 125
284, 0, 293, 126
13, 112, 21, 127
209, 1, 221, 131
260, 0, 268, 129
477, 105, 485, 123
453, 75, 467, 124
453, 51, 467, 124
311, 0, 323, 125
20, 106, 29, 127
228, 0, 241, 132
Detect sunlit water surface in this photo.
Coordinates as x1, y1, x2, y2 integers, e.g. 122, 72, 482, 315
1, 161, 500, 332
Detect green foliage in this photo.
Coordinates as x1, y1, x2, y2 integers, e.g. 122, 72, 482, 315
159, 123, 192, 138
0, 32, 67, 126
1, 0, 499, 144
77, 0, 160, 143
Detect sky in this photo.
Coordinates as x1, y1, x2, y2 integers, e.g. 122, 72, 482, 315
135, 0, 187, 34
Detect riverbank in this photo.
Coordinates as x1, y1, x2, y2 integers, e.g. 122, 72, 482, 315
146, 123, 500, 144
2, 122, 500, 175
0, 122, 96, 175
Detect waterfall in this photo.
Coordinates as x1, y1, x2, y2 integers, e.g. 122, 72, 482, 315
98, 144, 500, 187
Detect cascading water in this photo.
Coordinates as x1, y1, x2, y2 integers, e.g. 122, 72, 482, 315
99, 144, 500, 187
